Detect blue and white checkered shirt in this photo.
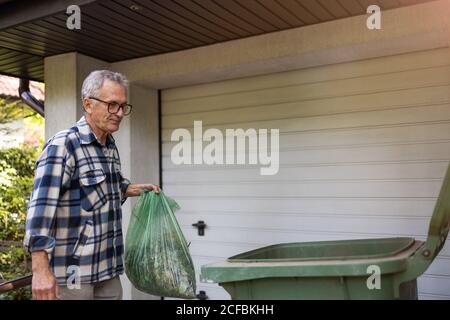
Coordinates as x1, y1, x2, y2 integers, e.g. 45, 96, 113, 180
24, 116, 131, 284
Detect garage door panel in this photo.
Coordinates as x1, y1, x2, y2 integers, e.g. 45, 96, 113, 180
420, 293, 450, 300
276, 122, 450, 149
425, 257, 450, 277
163, 162, 448, 183
163, 121, 450, 153
179, 214, 428, 236
163, 66, 450, 114
188, 241, 259, 258
162, 141, 450, 170
173, 197, 436, 218
163, 48, 449, 102
163, 85, 450, 129
162, 104, 450, 141
417, 276, 450, 297
164, 180, 441, 198
275, 142, 450, 164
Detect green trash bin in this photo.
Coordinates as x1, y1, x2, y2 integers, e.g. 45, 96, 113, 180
200, 161, 450, 300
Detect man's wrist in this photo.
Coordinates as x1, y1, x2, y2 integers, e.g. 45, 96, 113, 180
31, 251, 51, 273
124, 184, 134, 197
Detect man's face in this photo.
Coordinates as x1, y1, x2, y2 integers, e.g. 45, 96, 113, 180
83, 80, 127, 134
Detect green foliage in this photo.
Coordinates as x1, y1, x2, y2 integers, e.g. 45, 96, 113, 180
0, 97, 43, 300
0, 147, 37, 238
0, 146, 38, 300
0, 90, 45, 299
0, 98, 35, 135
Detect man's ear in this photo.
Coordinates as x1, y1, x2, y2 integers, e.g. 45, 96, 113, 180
83, 98, 92, 114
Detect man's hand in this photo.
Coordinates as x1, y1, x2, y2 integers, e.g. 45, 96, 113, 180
32, 270, 59, 300
31, 251, 59, 300
125, 184, 161, 197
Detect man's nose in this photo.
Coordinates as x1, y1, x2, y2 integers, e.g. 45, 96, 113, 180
116, 107, 125, 118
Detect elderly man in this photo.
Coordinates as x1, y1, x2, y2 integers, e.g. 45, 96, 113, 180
23, 70, 160, 300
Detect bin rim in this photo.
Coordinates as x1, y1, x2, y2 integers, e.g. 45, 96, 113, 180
226, 237, 415, 263
201, 240, 424, 283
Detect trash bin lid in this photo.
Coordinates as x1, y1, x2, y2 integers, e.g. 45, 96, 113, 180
227, 237, 415, 262
200, 239, 423, 283
424, 161, 450, 259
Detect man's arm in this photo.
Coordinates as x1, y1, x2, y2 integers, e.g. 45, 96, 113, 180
24, 142, 70, 300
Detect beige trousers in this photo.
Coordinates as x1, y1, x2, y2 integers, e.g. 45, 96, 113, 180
58, 276, 123, 300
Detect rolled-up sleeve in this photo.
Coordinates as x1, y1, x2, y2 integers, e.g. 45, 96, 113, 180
23, 143, 69, 254
119, 172, 131, 205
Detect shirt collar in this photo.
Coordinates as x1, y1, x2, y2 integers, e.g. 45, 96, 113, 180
76, 116, 116, 148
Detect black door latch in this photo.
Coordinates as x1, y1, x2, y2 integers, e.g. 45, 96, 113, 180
196, 290, 208, 300
192, 220, 207, 236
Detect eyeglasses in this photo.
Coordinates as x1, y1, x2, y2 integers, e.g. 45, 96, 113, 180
88, 97, 132, 115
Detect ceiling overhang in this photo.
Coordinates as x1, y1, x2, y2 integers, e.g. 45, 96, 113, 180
0, 0, 439, 82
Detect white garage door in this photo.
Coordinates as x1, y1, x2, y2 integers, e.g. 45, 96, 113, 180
161, 47, 450, 300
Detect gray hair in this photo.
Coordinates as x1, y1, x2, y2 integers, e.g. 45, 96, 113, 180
81, 70, 128, 101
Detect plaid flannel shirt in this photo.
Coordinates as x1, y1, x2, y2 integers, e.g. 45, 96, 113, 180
24, 116, 131, 284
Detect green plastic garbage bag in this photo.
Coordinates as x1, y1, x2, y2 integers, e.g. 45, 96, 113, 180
124, 190, 196, 299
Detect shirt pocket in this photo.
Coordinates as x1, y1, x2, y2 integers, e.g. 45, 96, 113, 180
79, 168, 107, 211
72, 220, 93, 259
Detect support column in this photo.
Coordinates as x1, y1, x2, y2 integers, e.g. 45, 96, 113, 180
44, 52, 109, 139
